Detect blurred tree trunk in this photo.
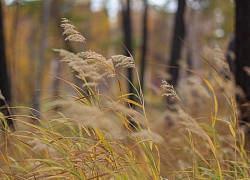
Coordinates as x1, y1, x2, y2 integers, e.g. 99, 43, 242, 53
235, 0, 250, 122
0, 1, 13, 126
33, 0, 51, 118
186, 6, 194, 75
168, 0, 186, 87
121, 0, 134, 100
121, 0, 138, 129
140, 0, 148, 93
11, 0, 20, 103
50, 0, 63, 97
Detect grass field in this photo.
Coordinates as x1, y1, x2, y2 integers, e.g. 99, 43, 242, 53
0, 18, 249, 180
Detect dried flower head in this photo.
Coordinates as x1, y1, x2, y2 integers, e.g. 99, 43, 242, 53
161, 80, 180, 101
77, 50, 115, 78
112, 55, 135, 68
243, 66, 250, 76
177, 109, 206, 139
107, 101, 146, 126
54, 49, 115, 86
186, 75, 210, 99
213, 45, 230, 74
57, 18, 137, 87
61, 18, 86, 43
48, 100, 124, 139
235, 85, 246, 100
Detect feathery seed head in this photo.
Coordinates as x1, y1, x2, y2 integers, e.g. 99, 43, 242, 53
107, 101, 146, 126
112, 55, 135, 68
161, 80, 180, 101
61, 18, 86, 43
77, 50, 115, 78
187, 75, 210, 99
57, 19, 138, 87
213, 45, 230, 73
243, 66, 250, 76
55, 49, 115, 86
177, 110, 206, 138
49, 100, 124, 139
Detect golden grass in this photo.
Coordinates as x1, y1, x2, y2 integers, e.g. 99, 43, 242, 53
1, 19, 250, 179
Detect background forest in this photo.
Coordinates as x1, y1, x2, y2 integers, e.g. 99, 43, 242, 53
2, 0, 234, 106
1, 0, 250, 179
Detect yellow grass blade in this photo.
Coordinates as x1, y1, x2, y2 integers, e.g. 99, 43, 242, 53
228, 123, 236, 138
201, 77, 218, 127
122, 97, 142, 108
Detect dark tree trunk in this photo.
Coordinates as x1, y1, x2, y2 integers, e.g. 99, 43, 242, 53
235, 0, 250, 124
121, 0, 133, 99
168, 0, 186, 87
140, 0, 148, 93
0, 1, 13, 126
121, 0, 138, 129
